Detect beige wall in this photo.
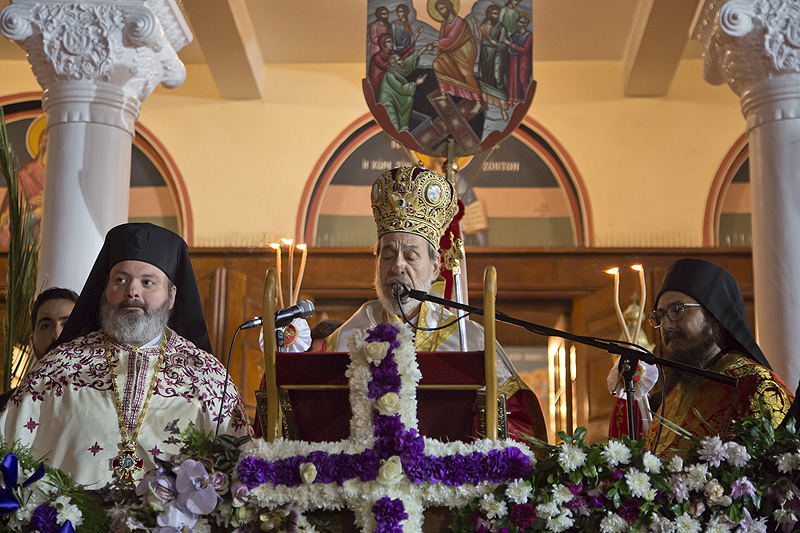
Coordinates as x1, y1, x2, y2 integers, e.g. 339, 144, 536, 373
0, 58, 745, 247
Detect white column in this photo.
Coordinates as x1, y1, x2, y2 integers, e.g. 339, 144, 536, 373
693, 1, 800, 387
0, 0, 191, 292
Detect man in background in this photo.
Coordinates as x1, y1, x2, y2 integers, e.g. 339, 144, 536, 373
645, 258, 792, 454
0, 287, 78, 410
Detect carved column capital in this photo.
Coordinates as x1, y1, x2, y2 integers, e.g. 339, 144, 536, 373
0, 0, 191, 133
693, 0, 800, 129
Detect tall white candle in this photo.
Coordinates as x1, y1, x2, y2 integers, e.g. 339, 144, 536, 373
270, 242, 284, 308
606, 267, 631, 343
293, 244, 308, 306
631, 264, 646, 346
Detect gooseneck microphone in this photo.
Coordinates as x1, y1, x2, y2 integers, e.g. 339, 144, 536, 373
238, 300, 316, 330
217, 300, 316, 437
392, 283, 411, 303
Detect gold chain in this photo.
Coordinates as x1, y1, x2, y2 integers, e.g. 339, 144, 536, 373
104, 331, 168, 442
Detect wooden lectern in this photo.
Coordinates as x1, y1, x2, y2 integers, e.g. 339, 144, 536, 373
257, 266, 508, 444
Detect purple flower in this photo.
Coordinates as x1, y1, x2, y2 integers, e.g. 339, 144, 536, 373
209, 471, 229, 494
237, 456, 273, 489
30, 505, 61, 533
503, 447, 534, 478
565, 496, 590, 516
731, 477, 756, 499
611, 468, 624, 481
669, 474, 688, 503
358, 449, 380, 481
230, 481, 250, 507
442, 454, 468, 485
136, 467, 176, 507
698, 435, 728, 467
175, 459, 219, 515
369, 357, 402, 397
567, 481, 583, 495
155, 501, 198, 533
619, 498, 640, 521
366, 324, 401, 346
509, 503, 536, 528
373, 496, 408, 533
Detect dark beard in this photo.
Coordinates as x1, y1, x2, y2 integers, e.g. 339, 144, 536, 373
100, 295, 172, 346
660, 322, 720, 393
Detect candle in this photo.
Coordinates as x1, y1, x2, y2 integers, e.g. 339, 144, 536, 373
282, 238, 294, 307
631, 264, 646, 346
270, 242, 284, 308
293, 244, 308, 305
605, 267, 631, 343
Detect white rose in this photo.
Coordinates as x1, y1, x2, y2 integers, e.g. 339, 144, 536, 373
376, 392, 401, 416
376, 456, 404, 486
362, 342, 390, 364
299, 462, 317, 484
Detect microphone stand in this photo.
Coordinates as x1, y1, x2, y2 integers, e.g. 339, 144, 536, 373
401, 287, 738, 439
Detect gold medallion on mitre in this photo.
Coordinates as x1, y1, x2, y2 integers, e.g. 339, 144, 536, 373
371, 166, 458, 248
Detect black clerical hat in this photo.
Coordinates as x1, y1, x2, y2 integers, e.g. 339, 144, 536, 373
656, 258, 770, 369
58, 223, 212, 353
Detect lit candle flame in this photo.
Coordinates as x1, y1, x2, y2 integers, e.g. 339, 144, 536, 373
606, 267, 631, 343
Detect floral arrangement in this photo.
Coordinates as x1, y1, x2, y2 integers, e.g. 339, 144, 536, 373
0, 437, 108, 533
9, 320, 800, 533
450, 408, 800, 533
238, 322, 534, 532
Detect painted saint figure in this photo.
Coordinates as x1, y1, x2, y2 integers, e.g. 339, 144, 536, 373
499, 0, 521, 34
478, 4, 510, 120
368, 34, 416, 94
368, 6, 391, 60
505, 14, 532, 105
431, 0, 482, 102
392, 4, 422, 51
378, 47, 434, 131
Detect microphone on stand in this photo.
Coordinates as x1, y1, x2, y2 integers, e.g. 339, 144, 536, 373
216, 300, 316, 437
392, 283, 411, 303
239, 300, 316, 330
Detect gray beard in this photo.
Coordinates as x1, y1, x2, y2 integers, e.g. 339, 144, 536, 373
100, 296, 172, 346
375, 271, 436, 319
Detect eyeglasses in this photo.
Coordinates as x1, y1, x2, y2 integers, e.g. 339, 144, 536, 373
647, 302, 702, 328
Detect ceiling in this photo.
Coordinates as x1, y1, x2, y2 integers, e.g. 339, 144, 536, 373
0, 0, 704, 99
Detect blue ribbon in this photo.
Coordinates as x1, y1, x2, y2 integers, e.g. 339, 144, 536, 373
60, 519, 75, 533
0, 453, 46, 514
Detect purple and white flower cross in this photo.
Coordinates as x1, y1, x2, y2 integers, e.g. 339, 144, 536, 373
237, 323, 534, 532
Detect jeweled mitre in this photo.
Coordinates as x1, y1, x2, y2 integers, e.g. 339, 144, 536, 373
370, 166, 458, 248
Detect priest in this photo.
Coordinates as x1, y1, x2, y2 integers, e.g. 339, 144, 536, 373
325, 165, 547, 441
0, 223, 251, 488
644, 258, 792, 454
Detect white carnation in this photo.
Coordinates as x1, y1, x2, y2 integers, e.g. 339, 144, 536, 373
667, 455, 684, 473
552, 484, 573, 505
642, 451, 662, 474
602, 440, 632, 467
536, 500, 559, 519
505, 479, 532, 504
776, 452, 800, 473
705, 514, 733, 533
673, 514, 701, 533
600, 512, 628, 533
547, 509, 574, 533
684, 463, 708, 491
55, 495, 84, 528
724, 442, 750, 467
479, 494, 507, 519
559, 443, 587, 472
624, 468, 651, 498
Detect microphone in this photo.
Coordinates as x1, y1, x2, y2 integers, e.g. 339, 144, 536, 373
392, 283, 411, 302
239, 300, 316, 330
